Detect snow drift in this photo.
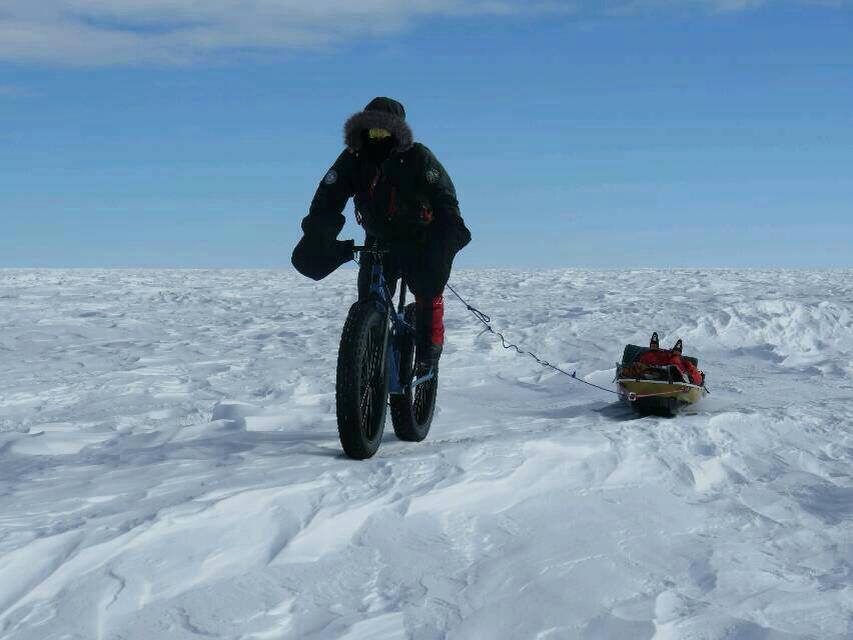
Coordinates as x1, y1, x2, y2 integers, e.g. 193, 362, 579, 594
0, 268, 851, 639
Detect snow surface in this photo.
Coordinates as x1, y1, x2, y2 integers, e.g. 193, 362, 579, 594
1, 268, 851, 640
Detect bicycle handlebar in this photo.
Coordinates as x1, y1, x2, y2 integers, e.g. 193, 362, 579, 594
351, 244, 389, 254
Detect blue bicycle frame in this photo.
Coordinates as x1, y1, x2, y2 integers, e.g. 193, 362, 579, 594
359, 246, 435, 395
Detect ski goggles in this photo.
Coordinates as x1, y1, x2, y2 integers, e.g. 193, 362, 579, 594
367, 128, 392, 140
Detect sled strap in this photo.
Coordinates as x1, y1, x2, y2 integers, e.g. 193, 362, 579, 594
446, 284, 624, 398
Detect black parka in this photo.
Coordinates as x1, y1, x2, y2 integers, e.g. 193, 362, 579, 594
292, 98, 471, 281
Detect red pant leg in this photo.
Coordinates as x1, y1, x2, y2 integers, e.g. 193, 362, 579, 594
415, 294, 445, 348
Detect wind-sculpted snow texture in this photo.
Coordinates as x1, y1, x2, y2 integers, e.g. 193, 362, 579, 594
1, 269, 851, 639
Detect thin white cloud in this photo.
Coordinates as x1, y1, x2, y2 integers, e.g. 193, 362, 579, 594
0, 84, 31, 97
0, 0, 843, 67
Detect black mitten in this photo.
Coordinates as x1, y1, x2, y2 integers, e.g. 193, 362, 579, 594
292, 237, 354, 281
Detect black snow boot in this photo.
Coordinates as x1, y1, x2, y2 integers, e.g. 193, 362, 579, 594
415, 343, 442, 376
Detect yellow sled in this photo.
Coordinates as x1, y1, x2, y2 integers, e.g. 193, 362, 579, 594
616, 335, 708, 416
616, 378, 707, 412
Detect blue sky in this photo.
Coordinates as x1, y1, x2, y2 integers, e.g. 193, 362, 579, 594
1, 1, 851, 268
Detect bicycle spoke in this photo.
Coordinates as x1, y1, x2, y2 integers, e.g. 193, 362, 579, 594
357, 322, 387, 440
361, 332, 374, 382
360, 380, 371, 421
361, 387, 373, 435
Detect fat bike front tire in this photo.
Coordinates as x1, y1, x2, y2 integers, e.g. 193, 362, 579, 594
336, 300, 390, 460
390, 303, 438, 442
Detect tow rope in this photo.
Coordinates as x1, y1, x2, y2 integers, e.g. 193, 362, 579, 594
446, 283, 706, 401
349, 254, 694, 401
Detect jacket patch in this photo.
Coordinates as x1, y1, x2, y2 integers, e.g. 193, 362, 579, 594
426, 168, 440, 184
324, 169, 338, 185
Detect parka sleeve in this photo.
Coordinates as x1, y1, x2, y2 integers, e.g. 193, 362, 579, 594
420, 146, 471, 253
291, 151, 358, 281
299, 150, 356, 243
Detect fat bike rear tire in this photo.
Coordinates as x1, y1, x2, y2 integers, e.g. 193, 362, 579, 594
390, 303, 438, 442
336, 300, 390, 460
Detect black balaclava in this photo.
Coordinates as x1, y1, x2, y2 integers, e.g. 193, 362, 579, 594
362, 130, 396, 165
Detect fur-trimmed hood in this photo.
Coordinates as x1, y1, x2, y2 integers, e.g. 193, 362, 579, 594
344, 97, 414, 153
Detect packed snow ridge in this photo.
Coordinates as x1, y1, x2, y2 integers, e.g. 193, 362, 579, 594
0, 268, 851, 639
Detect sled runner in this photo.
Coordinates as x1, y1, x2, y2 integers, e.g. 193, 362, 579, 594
616, 333, 708, 416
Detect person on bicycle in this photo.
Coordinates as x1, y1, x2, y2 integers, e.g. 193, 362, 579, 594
292, 97, 472, 373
